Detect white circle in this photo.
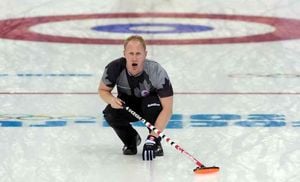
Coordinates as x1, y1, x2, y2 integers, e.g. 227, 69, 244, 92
30, 18, 275, 40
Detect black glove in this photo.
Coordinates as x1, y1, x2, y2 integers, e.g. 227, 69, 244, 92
142, 135, 157, 161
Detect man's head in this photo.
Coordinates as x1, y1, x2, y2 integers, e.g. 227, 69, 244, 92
123, 35, 147, 76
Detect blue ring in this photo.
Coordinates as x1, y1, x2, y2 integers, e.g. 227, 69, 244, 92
91, 23, 213, 34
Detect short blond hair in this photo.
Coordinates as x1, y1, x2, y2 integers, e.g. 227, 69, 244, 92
124, 35, 146, 50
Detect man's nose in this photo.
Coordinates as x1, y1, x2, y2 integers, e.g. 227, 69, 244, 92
132, 54, 138, 60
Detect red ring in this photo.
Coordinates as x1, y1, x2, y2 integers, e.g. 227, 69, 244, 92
1, 13, 300, 45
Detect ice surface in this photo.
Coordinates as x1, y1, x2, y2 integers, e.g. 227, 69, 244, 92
1, 0, 300, 181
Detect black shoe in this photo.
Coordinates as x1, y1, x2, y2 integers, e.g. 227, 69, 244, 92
122, 145, 137, 155
122, 134, 141, 155
155, 138, 164, 156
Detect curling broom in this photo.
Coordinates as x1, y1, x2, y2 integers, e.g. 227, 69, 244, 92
124, 106, 220, 174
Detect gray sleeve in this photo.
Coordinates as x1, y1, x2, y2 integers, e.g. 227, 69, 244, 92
147, 61, 173, 97
101, 67, 114, 87
101, 58, 125, 88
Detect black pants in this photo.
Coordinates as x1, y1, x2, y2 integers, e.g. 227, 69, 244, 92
103, 95, 162, 147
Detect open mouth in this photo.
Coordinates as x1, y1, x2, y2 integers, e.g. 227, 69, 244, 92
132, 63, 138, 67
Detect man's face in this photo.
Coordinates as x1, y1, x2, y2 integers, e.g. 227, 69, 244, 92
124, 40, 147, 76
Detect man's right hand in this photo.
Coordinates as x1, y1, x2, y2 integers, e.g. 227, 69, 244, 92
110, 97, 125, 109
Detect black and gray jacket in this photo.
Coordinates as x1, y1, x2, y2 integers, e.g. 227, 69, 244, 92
101, 57, 173, 99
